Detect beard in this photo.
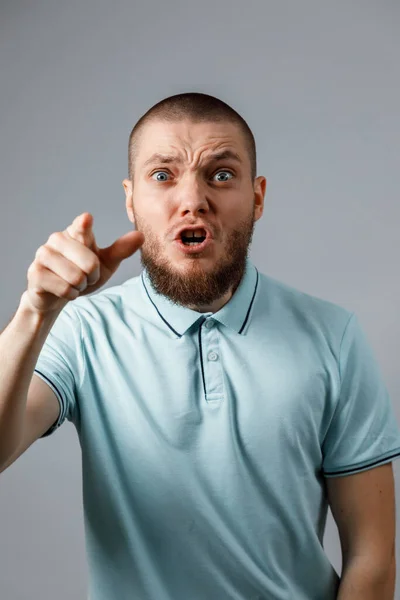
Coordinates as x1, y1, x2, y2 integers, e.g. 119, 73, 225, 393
134, 204, 256, 309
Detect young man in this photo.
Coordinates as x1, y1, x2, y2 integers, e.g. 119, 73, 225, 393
1, 92, 399, 599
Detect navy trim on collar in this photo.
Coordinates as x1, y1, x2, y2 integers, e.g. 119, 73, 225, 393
141, 258, 259, 338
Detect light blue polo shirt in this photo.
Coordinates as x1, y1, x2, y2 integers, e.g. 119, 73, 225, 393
34, 257, 400, 600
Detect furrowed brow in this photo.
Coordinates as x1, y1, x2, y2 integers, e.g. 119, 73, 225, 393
207, 150, 242, 164
142, 153, 182, 168
142, 149, 243, 169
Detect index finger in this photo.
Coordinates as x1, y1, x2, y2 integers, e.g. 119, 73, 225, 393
66, 212, 96, 250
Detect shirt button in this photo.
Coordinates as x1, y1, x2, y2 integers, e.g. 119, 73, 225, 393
205, 320, 213, 329
208, 351, 218, 361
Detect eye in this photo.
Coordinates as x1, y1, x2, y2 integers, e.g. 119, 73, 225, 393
212, 170, 234, 182
151, 171, 170, 182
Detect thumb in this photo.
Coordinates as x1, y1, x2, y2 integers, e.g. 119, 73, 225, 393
98, 230, 145, 271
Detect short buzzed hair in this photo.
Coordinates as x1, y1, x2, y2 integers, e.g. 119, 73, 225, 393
128, 92, 257, 183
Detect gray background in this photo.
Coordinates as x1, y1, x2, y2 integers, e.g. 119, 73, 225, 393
1, 0, 399, 598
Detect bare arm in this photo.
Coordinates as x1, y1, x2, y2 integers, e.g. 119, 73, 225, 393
0, 295, 61, 468
0, 212, 144, 472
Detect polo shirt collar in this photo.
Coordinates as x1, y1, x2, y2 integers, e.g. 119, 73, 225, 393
140, 257, 259, 338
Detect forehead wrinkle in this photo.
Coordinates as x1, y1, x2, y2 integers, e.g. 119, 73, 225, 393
142, 144, 243, 171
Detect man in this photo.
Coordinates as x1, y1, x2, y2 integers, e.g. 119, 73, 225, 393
1, 93, 399, 599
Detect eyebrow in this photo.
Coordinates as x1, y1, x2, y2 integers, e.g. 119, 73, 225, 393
142, 149, 243, 169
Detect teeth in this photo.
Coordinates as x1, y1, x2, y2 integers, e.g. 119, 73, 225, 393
182, 229, 205, 238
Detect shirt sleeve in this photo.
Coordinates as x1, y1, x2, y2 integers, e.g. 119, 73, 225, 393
33, 302, 85, 438
322, 313, 400, 477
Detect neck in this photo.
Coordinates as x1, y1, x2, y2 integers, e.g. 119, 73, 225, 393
186, 287, 234, 314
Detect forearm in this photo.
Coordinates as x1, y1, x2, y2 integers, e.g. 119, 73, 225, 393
337, 556, 396, 600
0, 292, 59, 462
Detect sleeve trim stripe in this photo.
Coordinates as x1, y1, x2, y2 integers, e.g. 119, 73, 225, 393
33, 369, 66, 425
323, 448, 400, 476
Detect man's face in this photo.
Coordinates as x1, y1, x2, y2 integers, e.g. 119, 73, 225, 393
123, 119, 266, 311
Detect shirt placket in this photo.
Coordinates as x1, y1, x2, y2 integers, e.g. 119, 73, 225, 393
198, 317, 224, 403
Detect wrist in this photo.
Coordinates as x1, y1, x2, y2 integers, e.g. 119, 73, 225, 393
17, 291, 61, 333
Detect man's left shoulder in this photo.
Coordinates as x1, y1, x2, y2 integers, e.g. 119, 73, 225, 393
256, 270, 353, 336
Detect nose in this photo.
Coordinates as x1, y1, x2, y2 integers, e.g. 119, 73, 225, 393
175, 175, 210, 217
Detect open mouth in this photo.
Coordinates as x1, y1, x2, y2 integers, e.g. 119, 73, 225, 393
174, 228, 212, 254
180, 228, 207, 246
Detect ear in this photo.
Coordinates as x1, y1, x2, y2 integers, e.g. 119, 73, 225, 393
253, 176, 267, 222
122, 179, 135, 224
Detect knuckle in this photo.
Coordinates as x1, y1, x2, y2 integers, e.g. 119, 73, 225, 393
28, 269, 43, 291
35, 244, 48, 262
27, 262, 36, 277
60, 282, 74, 298
48, 231, 62, 245
33, 282, 45, 295
70, 272, 86, 288
89, 257, 100, 273
29, 285, 41, 296
27, 261, 41, 280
